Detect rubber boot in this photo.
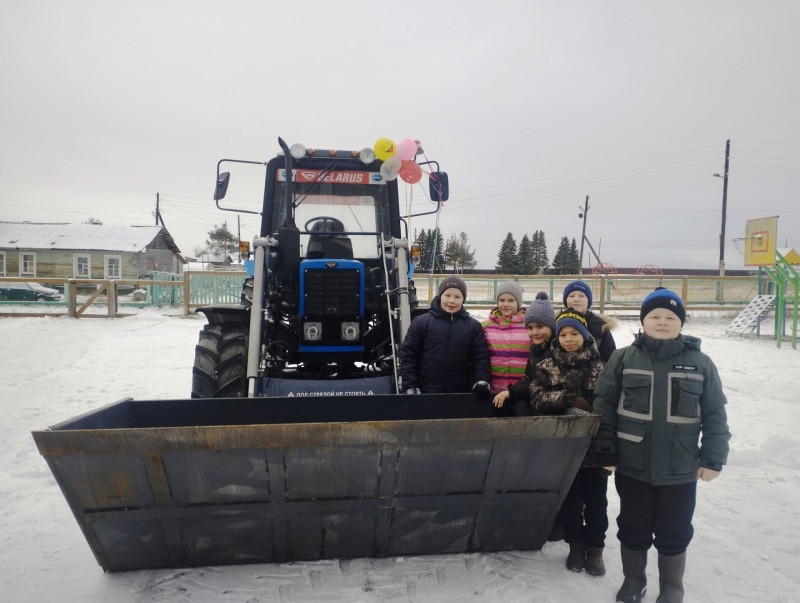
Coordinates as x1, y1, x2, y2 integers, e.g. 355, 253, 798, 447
616, 545, 647, 603
585, 546, 606, 576
655, 552, 686, 603
566, 543, 586, 572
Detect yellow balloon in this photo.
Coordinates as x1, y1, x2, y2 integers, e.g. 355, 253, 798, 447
373, 137, 396, 161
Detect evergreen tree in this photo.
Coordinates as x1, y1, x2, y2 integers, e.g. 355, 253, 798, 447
495, 233, 518, 273
517, 234, 535, 274
444, 232, 477, 273
206, 222, 237, 257
568, 237, 581, 274
430, 228, 446, 272
532, 230, 549, 274
458, 232, 477, 270
552, 236, 572, 275
415, 229, 430, 271
415, 228, 445, 272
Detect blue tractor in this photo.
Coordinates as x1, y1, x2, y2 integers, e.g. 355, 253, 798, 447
191, 138, 447, 398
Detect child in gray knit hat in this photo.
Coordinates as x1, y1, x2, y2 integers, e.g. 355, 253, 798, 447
492, 292, 556, 416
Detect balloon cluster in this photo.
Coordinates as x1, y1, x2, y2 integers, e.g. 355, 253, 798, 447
373, 137, 422, 184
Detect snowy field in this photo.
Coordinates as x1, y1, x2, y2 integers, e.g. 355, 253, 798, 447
1, 310, 798, 602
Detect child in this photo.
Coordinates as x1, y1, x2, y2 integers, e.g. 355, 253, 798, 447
492, 291, 556, 417
400, 276, 490, 397
562, 280, 618, 362
482, 281, 529, 409
530, 310, 608, 575
592, 288, 731, 603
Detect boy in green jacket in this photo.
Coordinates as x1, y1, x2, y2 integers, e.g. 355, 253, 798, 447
592, 288, 731, 603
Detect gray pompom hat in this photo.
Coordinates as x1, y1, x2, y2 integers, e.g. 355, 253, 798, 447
524, 292, 556, 330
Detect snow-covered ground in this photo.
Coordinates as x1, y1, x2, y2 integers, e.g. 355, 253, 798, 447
1, 310, 798, 602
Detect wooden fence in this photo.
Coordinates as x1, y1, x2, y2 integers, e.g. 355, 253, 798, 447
0, 272, 780, 318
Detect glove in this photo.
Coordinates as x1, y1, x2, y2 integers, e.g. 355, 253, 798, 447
405, 387, 422, 395
567, 396, 593, 412
697, 467, 720, 482
594, 453, 617, 469
472, 381, 491, 402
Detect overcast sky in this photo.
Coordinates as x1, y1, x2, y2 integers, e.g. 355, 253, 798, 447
2, 1, 799, 272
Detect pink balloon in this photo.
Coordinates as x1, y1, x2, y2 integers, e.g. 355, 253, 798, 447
399, 160, 422, 184
396, 138, 418, 161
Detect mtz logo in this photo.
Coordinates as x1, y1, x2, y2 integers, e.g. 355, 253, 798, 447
371, 174, 383, 182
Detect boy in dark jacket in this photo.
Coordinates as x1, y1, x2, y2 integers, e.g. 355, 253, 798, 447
592, 288, 731, 603
400, 277, 490, 397
530, 310, 608, 576
563, 280, 617, 362
492, 291, 556, 416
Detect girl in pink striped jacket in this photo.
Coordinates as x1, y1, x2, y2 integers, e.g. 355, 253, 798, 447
481, 281, 530, 407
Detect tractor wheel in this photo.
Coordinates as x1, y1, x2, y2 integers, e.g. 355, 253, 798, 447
191, 323, 248, 398
240, 277, 253, 308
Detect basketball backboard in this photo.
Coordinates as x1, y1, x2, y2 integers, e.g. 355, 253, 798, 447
744, 216, 778, 266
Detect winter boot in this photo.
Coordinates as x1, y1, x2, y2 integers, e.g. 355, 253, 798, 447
616, 545, 647, 603
566, 543, 586, 572
655, 552, 686, 603
585, 546, 606, 576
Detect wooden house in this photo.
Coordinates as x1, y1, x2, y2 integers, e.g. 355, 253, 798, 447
0, 222, 184, 280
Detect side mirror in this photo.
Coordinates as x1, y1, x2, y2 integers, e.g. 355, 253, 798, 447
429, 171, 449, 201
214, 172, 230, 201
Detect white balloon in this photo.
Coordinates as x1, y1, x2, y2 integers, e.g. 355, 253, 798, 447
380, 162, 399, 181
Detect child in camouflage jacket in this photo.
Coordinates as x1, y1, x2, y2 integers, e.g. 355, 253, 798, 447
530, 310, 608, 577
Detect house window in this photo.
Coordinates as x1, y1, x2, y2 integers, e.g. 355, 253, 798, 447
105, 255, 121, 279
20, 252, 36, 277
74, 254, 91, 278
0, 252, 5, 277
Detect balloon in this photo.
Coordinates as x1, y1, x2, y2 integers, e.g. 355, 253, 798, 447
380, 162, 398, 181
385, 155, 402, 171
380, 157, 402, 181
396, 138, 418, 161
399, 160, 422, 184
373, 137, 396, 161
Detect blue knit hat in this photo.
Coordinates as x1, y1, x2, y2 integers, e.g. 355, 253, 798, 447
555, 310, 591, 341
563, 280, 593, 308
640, 287, 686, 325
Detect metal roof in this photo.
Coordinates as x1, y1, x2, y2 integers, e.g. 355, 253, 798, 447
0, 222, 181, 253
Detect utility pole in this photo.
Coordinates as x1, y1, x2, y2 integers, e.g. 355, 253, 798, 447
578, 195, 589, 275
719, 139, 730, 277
154, 192, 167, 229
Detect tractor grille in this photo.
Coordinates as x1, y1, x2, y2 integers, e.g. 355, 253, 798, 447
303, 268, 361, 316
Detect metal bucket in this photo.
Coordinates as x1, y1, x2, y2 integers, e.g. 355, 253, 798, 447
32, 395, 598, 571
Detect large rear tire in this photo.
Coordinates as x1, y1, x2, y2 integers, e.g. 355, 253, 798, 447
191, 324, 248, 398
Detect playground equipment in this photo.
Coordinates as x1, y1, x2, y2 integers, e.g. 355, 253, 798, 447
728, 217, 798, 348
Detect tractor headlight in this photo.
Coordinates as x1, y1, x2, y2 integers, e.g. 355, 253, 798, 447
359, 147, 376, 164
289, 143, 307, 159
341, 322, 360, 341
303, 321, 322, 341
